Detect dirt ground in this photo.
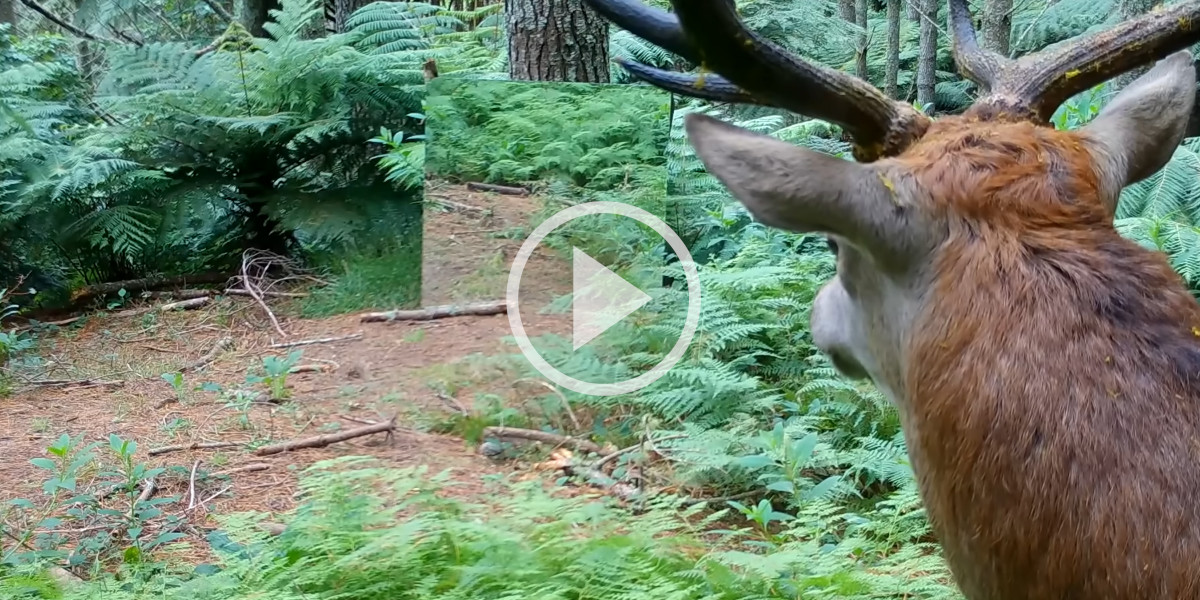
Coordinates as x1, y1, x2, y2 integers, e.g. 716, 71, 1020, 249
0, 182, 586, 559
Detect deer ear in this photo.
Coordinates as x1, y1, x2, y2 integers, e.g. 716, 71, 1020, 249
684, 113, 921, 259
1079, 50, 1197, 211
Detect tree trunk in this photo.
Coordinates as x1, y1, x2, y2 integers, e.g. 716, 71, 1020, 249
237, 0, 278, 37
839, 0, 855, 23
916, 0, 938, 110
982, 0, 1012, 56
886, 0, 900, 98
855, 0, 869, 80
505, 0, 610, 83
1113, 0, 1158, 88
330, 0, 372, 33
906, 0, 918, 21
0, 0, 18, 30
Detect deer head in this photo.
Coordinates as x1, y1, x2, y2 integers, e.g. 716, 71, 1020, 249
583, 0, 1200, 597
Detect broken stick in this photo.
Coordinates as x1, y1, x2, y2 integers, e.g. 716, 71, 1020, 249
481, 426, 609, 456
466, 182, 529, 196
359, 300, 507, 323
268, 332, 363, 349
148, 440, 242, 456
180, 336, 233, 373
253, 418, 396, 456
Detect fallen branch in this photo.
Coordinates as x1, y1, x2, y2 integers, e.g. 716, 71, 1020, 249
18, 0, 108, 42
14, 316, 82, 332
161, 296, 211, 311
136, 478, 157, 504
466, 181, 529, 196
199, 0, 233, 22
429, 196, 487, 214
27, 378, 122, 388
70, 273, 231, 303
148, 440, 242, 456
253, 417, 396, 456
268, 332, 362, 349
180, 336, 233, 373
187, 460, 200, 509
111, 295, 212, 319
360, 300, 507, 323
142, 289, 211, 300
211, 463, 270, 477
225, 288, 309, 298
481, 426, 609, 456
288, 364, 328, 374
242, 250, 287, 338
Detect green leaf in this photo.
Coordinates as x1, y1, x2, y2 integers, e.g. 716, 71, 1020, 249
30, 457, 57, 470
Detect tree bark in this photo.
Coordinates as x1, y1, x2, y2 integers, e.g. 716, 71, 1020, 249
982, 0, 1012, 56
885, 0, 900, 98
0, 0, 18, 30
916, 0, 938, 110
855, 0, 869, 80
236, 0, 278, 37
1113, 0, 1158, 88
906, 0, 918, 21
505, 0, 610, 83
839, 0, 856, 24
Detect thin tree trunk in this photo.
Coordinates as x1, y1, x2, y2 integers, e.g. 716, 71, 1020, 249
916, 0, 938, 111
505, 0, 610, 83
855, 0, 869, 80
982, 0, 1012, 56
886, 0, 900, 98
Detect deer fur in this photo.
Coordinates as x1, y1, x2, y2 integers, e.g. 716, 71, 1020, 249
686, 50, 1200, 598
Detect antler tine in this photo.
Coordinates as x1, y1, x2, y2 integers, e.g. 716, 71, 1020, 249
954, 0, 1200, 122
669, 0, 928, 160
947, 0, 1008, 91
583, 0, 930, 161
1012, 2, 1200, 121
580, 0, 698, 63
615, 59, 765, 106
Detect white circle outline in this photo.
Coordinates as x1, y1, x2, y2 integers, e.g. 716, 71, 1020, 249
506, 201, 702, 396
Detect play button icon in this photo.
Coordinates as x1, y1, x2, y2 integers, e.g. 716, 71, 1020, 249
571, 247, 652, 350
507, 201, 702, 397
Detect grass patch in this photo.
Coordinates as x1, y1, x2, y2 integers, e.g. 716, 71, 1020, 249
300, 238, 422, 317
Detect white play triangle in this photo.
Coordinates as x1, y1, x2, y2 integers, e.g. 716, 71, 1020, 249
571, 247, 652, 351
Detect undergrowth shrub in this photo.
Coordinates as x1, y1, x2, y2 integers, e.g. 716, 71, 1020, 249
424, 78, 671, 189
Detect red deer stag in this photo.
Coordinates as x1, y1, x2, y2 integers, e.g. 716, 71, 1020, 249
581, 0, 1200, 597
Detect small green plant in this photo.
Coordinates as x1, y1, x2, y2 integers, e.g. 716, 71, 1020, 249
160, 371, 187, 404
249, 350, 304, 400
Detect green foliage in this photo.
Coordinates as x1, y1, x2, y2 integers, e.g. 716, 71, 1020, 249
425, 78, 671, 189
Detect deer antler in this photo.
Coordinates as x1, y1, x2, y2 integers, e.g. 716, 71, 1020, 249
582, 0, 930, 162
951, 0, 1200, 121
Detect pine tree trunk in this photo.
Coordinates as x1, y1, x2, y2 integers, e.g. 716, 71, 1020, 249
855, 0, 869, 80
916, 0, 938, 110
505, 0, 610, 83
886, 0, 900, 98
0, 0, 18, 30
906, 0, 919, 21
839, 0, 856, 24
982, 0, 1012, 56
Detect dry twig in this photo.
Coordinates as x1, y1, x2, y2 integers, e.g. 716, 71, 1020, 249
360, 300, 507, 323
179, 336, 233, 373
240, 249, 287, 338
481, 426, 611, 455
148, 440, 242, 456
211, 463, 270, 477
466, 181, 529, 196
253, 417, 396, 456
269, 332, 363, 349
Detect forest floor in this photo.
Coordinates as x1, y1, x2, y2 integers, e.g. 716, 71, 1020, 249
0, 180, 597, 566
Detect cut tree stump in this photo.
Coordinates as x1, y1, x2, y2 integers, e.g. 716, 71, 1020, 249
359, 300, 508, 323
